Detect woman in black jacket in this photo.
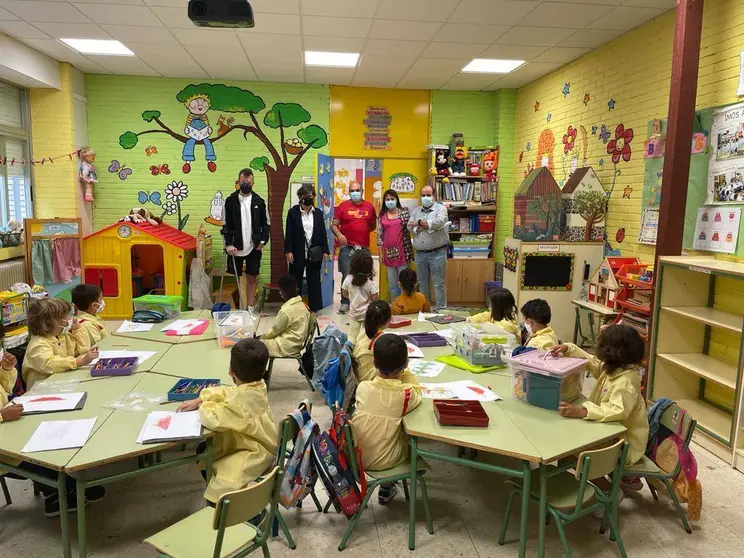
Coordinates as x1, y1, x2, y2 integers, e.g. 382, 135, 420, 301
284, 184, 330, 312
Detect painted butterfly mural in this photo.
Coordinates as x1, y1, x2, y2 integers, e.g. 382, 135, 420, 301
150, 164, 171, 176
138, 190, 162, 206
108, 160, 132, 180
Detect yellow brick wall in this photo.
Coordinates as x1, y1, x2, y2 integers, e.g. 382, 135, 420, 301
29, 63, 79, 219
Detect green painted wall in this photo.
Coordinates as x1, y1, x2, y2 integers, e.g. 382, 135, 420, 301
85, 76, 329, 284
493, 89, 517, 263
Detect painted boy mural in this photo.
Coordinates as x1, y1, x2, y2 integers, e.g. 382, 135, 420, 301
182, 93, 216, 173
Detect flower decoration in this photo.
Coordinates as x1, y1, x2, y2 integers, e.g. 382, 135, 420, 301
599, 125, 611, 144
606, 124, 634, 164
547, 113, 552, 123
562, 126, 577, 154
163, 200, 178, 215
165, 181, 189, 201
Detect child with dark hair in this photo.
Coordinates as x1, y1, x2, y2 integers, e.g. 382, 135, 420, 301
354, 300, 393, 382
260, 275, 310, 357
0, 324, 21, 423
521, 298, 558, 349
468, 288, 519, 335
341, 249, 378, 342
177, 338, 277, 504
391, 268, 430, 315
72, 284, 110, 345
353, 334, 421, 504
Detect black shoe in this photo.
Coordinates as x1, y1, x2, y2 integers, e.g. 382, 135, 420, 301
44, 491, 85, 518
378, 483, 398, 506
247, 509, 267, 527
85, 486, 106, 503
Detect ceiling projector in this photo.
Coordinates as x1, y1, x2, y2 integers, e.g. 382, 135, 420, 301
188, 0, 255, 28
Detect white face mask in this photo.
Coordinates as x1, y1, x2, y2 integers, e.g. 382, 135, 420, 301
61, 319, 73, 334
94, 300, 105, 313
524, 322, 532, 335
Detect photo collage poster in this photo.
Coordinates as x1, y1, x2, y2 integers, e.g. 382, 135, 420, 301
709, 103, 744, 203
693, 206, 741, 254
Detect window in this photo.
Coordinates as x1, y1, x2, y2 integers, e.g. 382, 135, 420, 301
0, 81, 32, 223
85, 267, 119, 297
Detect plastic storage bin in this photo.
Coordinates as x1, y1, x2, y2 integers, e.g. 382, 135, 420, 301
168, 378, 221, 401
91, 357, 138, 377
508, 350, 586, 410
0, 291, 28, 326
133, 295, 182, 319
452, 323, 516, 366
213, 310, 257, 347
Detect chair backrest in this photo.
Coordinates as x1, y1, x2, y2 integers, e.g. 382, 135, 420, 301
342, 423, 362, 484
301, 312, 318, 352
213, 466, 281, 530
277, 399, 312, 466
575, 439, 626, 481
660, 402, 696, 448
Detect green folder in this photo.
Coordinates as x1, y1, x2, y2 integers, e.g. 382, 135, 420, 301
435, 354, 507, 374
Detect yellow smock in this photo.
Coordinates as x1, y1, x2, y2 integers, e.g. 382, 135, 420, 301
77, 311, 111, 346
566, 344, 649, 466
466, 312, 520, 335
200, 380, 278, 503
353, 375, 421, 471
353, 329, 420, 384
22, 329, 90, 390
261, 296, 310, 357
0, 364, 17, 423
526, 325, 559, 349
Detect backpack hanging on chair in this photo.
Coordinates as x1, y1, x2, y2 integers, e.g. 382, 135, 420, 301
280, 408, 319, 509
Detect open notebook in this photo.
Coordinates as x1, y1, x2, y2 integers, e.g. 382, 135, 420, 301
136, 411, 202, 444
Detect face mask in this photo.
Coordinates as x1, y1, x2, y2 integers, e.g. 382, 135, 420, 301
94, 300, 105, 313
239, 182, 253, 194
300, 197, 314, 207
524, 323, 532, 335
421, 195, 434, 208
385, 199, 397, 210
350, 191, 362, 202
62, 319, 73, 334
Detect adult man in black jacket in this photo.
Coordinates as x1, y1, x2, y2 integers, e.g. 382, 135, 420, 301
222, 168, 270, 309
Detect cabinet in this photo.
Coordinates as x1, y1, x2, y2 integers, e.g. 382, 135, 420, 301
435, 259, 492, 305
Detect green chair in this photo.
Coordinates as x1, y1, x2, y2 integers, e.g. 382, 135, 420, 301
337, 423, 434, 551
620, 402, 697, 534
265, 313, 317, 391
144, 466, 283, 558
0, 475, 11, 504
498, 440, 629, 558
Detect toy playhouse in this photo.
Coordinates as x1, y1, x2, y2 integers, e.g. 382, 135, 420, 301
82, 221, 196, 320
587, 257, 639, 309
560, 167, 608, 242
512, 167, 563, 241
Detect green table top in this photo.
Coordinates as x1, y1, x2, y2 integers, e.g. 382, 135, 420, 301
111, 311, 205, 344
150, 341, 233, 385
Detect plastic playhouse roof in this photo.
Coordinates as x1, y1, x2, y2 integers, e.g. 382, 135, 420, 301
87, 220, 197, 251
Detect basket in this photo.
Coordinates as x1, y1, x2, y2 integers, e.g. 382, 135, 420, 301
133, 295, 182, 319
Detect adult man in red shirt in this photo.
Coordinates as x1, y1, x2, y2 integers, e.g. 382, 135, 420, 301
331, 180, 377, 313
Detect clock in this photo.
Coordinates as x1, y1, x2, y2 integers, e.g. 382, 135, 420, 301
117, 224, 132, 239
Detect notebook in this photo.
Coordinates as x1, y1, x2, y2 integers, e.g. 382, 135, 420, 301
11, 392, 88, 415
137, 411, 202, 444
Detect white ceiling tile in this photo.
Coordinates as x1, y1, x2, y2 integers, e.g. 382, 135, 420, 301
250, 51, 303, 82
0, 20, 49, 39
396, 75, 450, 90
305, 66, 354, 85
398, 57, 464, 88
150, 6, 197, 29
420, 42, 488, 60
486, 62, 561, 88
449, 0, 540, 26
440, 72, 505, 91
526, 2, 614, 28
102, 24, 177, 45
590, 6, 665, 31
175, 28, 240, 48
33, 22, 112, 39
352, 54, 414, 87
0, 6, 19, 20
532, 46, 589, 64
85, 54, 159, 75
0, 1, 89, 23
250, 0, 300, 14
303, 35, 366, 52
237, 31, 302, 54
480, 44, 547, 60
70, 4, 161, 26
298, 0, 380, 18
497, 26, 575, 46
557, 28, 623, 47
253, 13, 300, 34
143, 0, 185, 7
437, 23, 510, 44
375, 0, 459, 22
70, 60, 111, 74
623, 0, 676, 7
19, 37, 91, 62
185, 44, 256, 81
368, 20, 442, 41
128, 42, 207, 77
363, 38, 427, 57
302, 16, 371, 38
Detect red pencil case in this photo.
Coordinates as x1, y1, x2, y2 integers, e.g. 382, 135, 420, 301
388, 317, 412, 328
433, 399, 489, 427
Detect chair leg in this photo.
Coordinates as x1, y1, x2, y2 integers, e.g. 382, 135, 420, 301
402, 479, 410, 501
663, 478, 692, 534
338, 489, 374, 550
418, 474, 434, 535
265, 359, 275, 389
1, 476, 11, 505
261, 540, 271, 558
607, 506, 628, 558
276, 510, 296, 549
323, 498, 333, 513
33, 484, 41, 497
498, 488, 517, 545
297, 359, 315, 392
310, 490, 323, 512
648, 481, 659, 501
551, 510, 572, 558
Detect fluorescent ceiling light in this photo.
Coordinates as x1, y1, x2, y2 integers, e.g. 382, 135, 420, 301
462, 58, 525, 74
304, 51, 359, 68
60, 38, 134, 56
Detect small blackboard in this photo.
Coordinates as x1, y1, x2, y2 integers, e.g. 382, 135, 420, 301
521, 253, 574, 290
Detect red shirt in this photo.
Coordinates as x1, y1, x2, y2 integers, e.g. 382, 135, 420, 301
336, 200, 377, 247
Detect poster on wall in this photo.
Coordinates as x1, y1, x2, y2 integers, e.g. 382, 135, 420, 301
708, 103, 744, 203
363, 106, 391, 151
639, 208, 659, 245
693, 206, 741, 254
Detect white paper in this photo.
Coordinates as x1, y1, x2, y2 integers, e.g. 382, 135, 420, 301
116, 321, 154, 333
90, 350, 157, 366
405, 342, 424, 358
418, 312, 437, 323
434, 328, 454, 340
408, 360, 446, 378
22, 418, 97, 453
419, 380, 501, 401
161, 319, 202, 333
420, 383, 458, 399
137, 411, 202, 444
11, 392, 86, 414
693, 206, 741, 254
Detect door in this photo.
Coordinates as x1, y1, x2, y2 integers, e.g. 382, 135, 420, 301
443, 260, 462, 303
461, 260, 494, 304
317, 154, 335, 309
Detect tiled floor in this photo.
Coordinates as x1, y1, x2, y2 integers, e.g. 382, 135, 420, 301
2, 304, 743, 557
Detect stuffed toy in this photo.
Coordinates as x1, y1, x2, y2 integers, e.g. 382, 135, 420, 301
78, 146, 98, 203
435, 148, 450, 176
120, 208, 163, 226
482, 149, 498, 181
451, 145, 468, 176
467, 161, 480, 176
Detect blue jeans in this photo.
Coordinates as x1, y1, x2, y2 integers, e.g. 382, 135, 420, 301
415, 247, 447, 311
385, 264, 408, 300
183, 137, 216, 162
338, 245, 355, 305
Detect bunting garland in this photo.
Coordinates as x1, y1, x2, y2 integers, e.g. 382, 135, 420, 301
0, 149, 82, 167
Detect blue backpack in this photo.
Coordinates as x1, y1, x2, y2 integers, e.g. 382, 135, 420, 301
320, 342, 354, 411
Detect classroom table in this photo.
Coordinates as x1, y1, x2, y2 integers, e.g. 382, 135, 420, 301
149, 341, 233, 385
175, 309, 219, 344
111, 310, 205, 344
571, 299, 618, 348
385, 315, 441, 334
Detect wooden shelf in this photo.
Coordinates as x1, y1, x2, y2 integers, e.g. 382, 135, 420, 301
616, 299, 651, 314
435, 175, 491, 180
661, 306, 744, 334
617, 275, 654, 289
657, 353, 737, 390
677, 398, 732, 442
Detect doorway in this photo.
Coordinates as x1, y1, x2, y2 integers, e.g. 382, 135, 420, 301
131, 244, 164, 297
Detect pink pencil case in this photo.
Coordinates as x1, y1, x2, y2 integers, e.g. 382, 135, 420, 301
165, 320, 209, 336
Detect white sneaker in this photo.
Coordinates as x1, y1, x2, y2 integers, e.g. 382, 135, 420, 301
592, 488, 624, 519
338, 304, 349, 314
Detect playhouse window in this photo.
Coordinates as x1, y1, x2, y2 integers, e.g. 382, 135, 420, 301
85, 267, 119, 297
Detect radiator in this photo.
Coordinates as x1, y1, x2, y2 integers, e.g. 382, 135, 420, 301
0, 258, 26, 291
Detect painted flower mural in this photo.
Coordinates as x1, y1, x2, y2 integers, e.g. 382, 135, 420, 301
606, 124, 633, 164
163, 180, 190, 230
562, 126, 577, 154
163, 200, 178, 215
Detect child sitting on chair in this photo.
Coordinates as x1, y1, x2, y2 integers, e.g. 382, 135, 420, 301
0, 327, 21, 423
521, 298, 559, 349
391, 268, 430, 315
467, 288, 520, 335
260, 275, 311, 357
22, 298, 99, 391
72, 284, 111, 346
177, 338, 278, 505
353, 334, 421, 505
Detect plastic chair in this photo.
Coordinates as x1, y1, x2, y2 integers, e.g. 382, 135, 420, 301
144, 466, 283, 558
337, 423, 433, 551
265, 313, 317, 391
257, 284, 281, 313
621, 402, 697, 534
498, 440, 629, 558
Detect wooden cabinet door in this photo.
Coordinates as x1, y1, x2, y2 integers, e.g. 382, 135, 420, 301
460, 260, 494, 303
444, 260, 462, 302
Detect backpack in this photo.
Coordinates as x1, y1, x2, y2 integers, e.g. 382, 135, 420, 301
311, 324, 347, 390
319, 342, 356, 411
279, 408, 319, 509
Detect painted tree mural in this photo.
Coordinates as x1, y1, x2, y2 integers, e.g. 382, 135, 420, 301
573, 189, 608, 241
118, 83, 328, 282
527, 192, 563, 240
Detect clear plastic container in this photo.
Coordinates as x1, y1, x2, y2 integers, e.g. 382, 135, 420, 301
133, 295, 182, 319
509, 350, 586, 410
213, 310, 257, 348
452, 323, 517, 366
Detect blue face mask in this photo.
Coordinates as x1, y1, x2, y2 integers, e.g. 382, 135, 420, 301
350, 191, 362, 202
385, 199, 397, 210
421, 195, 434, 208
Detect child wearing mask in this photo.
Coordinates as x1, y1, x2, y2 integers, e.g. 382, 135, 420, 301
71, 284, 110, 346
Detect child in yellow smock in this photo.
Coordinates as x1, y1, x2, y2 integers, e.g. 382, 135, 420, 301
353, 334, 421, 505
391, 268, 430, 315
467, 288, 520, 335
178, 338, 278, 505
0, 343, 22, 423
22, 298, 98, 391
521, 298, 559, 349
72, 284, 111, 346
260, 275, 311, 357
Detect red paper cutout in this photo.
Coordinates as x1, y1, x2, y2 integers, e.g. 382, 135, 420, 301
156, 416, 172, 430
29, 396, 64, 402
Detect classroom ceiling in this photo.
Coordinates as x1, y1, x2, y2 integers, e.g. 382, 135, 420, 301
0, 0, 676, 90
